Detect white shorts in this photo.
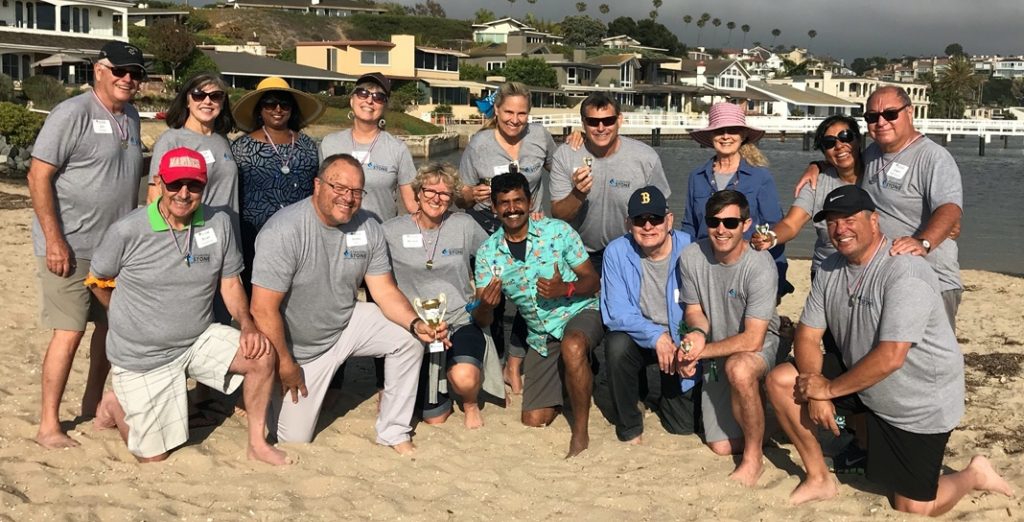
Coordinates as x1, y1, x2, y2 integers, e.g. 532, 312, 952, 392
111, 324, 244, 458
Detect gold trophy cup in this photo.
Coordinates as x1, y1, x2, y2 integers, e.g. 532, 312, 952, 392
413, 293, 447, 353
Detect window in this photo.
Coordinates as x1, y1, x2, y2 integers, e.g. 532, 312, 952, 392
1, 54, 18, 79
27, 2, 34, 27
415, 51, 458, 72
360, 50, 389, 66
838, 82, 845, 92
567, 67, 577, 85
486, 61, 505, 71
81, 8, 88, 32
15, 1, 22, 27
327, 49, 337, 71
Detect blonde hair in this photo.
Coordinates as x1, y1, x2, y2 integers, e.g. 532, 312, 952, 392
483, 82, 531, 129
412, 162, 463, 197
739, 142, 769, 167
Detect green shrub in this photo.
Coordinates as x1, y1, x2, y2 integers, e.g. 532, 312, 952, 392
0, 102, 45, 148
0, 74, 14, 102
21, 75, 68, 110
388, 82, 424, 111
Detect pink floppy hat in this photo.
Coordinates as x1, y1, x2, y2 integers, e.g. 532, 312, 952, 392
689, 102, 765, 148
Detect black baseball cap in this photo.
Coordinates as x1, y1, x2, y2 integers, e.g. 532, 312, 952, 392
356, 72, 391, 97
813, 185, 876, 222
98, 41, 146, 70
627, 186, 668, 218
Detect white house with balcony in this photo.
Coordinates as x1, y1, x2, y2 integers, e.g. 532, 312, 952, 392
471, 17, 561, 46
0, 0, 131, 84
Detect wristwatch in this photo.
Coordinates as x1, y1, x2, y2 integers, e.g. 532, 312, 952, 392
919, 238, 931, 253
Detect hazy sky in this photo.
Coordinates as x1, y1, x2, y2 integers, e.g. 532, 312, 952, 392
405, 0, 1023, 61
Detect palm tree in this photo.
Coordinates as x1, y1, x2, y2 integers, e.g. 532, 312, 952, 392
936, 55, 978, 118
741, 24, 751, 48
712, 18, 722, 43
599, 3, 609, 15
683, 15, 693, 41
770, 28, 781, 47
576, 1, 587, 12
696, 18, 707, 46
649, 9, 658, 20
807, 29, 817, 51
652, 0, 662, 8
726, 21, 736, 46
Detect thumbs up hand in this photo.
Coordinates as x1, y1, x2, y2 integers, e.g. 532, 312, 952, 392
537, 263, 568, 299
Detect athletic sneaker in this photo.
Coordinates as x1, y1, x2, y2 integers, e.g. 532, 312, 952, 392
829, 443, 867, 475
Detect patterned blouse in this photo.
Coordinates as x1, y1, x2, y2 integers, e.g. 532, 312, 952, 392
232, 133, 321, 235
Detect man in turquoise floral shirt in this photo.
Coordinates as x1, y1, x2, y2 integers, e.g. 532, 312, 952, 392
473, 172, 604, 458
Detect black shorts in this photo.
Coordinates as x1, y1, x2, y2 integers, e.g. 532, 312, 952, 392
522, 308, 604, 412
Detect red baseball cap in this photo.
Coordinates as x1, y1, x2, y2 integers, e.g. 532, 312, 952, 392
158, 147, 207, 185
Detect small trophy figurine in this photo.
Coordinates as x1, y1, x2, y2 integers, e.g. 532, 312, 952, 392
583, 156, 593, 168
755, 223, 771, 236
508, 160, 519, 175
413, 293, 447, 353
490, 260, 504, 278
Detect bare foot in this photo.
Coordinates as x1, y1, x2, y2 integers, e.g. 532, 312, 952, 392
92, 391, 118, 430
423, 410, 452, 425
463, 404, 483, 429
729, 458, 764, 487
36, 429, 80, 449
248, 444, 290, 466
391, 440, 416, 456
967, 455, 1015, 497
566, 432, 589, 458
789, 474, 839, 505
504, 358, 523, 395
625, 435, 643, 445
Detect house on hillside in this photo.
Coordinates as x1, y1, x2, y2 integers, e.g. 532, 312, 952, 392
225, 0, 386, 16
0, 0, 133, 84
296, 35, 489, 106
127, 4, 188, 27
471, 17, 561, 45
462, 33, 561, 74
202, 48, 354, 92
746, 80, 858, 117
993, 58, 1024, 79
769, 71, 930, 118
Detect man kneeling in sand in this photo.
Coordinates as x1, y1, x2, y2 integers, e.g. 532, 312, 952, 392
676, 190, 782, 486
90, 148, 286, 465
766, 186, 1013, 513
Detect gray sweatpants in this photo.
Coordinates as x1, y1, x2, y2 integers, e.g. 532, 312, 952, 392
269, 302, 424, 446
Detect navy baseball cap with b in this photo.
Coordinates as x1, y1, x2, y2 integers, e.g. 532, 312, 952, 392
98, 41, 146, 70
627, 186, 668, 218
813, 185, 876, 222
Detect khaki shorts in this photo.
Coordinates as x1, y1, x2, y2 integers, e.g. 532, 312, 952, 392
111, 324, 243, 458
36, 257, 106, 331
522, 308, 604, 412
701, 331, 780, 443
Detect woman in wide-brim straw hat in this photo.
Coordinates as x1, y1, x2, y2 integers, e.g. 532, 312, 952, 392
230, 76, 325, 294
682, 101, 794, 298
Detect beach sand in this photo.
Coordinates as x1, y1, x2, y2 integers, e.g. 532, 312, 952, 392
0, 180, 1020, 520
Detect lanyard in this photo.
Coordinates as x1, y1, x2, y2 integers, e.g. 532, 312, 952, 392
262, 126, 295, 174
92, 90, 129, 149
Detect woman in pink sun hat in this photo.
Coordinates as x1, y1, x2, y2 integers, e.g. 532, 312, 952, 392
682, 102, 794, 299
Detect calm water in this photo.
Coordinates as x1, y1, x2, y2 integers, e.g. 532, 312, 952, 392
426, 135, 1024, 275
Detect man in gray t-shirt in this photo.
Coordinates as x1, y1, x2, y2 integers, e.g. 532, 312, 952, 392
861, 86, 963, 328
678, 190, 781, 487
765, 185, 1012, 513
88, 147, 286, 466
26, 41, 146, 449
550, 93, 670, 271
249, 154, 443, 454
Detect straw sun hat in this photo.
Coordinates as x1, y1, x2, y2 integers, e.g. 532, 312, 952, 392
232, 76, 326, 132
689, 102, 765, 148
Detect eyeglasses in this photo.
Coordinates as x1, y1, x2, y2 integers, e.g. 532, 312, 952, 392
820, 129, 856, 150
631, 214, 665, 227
583, 115, 618, 127
260, 98, 293, 111
353, 87, 388, 105
99, 63, 145, 82
864, 104, 910, 124
190, 89, 226, 103
421, 187, 453, 202
320, 178, 367, 199
706, 216, 743, 229
164, 180, 205, 193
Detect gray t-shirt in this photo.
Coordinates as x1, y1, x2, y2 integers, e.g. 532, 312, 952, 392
382, 212, 488, 329
800, 240, 964, 433
251, 199, 390, 364
319, 129, 416, 223
680, 241, 781, 341
861, 137, 962, 291
149, 127, 240, 241
31, 92, 143, 259
91, 203, 242, 372
792, 167, 854, 272
458, 123, 556, 212
639, 255, 671, 328
549, 137, 670, 252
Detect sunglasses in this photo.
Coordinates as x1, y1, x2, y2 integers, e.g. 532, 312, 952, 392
712, 126, 746, 136
864, 103, 910, 124
100, 63, 145, 81
353, 87, 388, 104
164, 180, 205, 193
631, 214, 665, 227
820, 129, 856, 150
706, 216, 743, 229
190, 89, 226, 103
583, 115, 618, 127
260, 98, 293, 111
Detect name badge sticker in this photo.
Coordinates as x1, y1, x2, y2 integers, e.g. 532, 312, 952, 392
351, 151, 368, 163
886, 163, 909, 181
347, 230, 368, 247
402, 233, 424, 248
199, 149, 216, 164
92, 119, 113, 134
194, 228, 218, 248
674, 288, 682, 304
492, 164, 510, 176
